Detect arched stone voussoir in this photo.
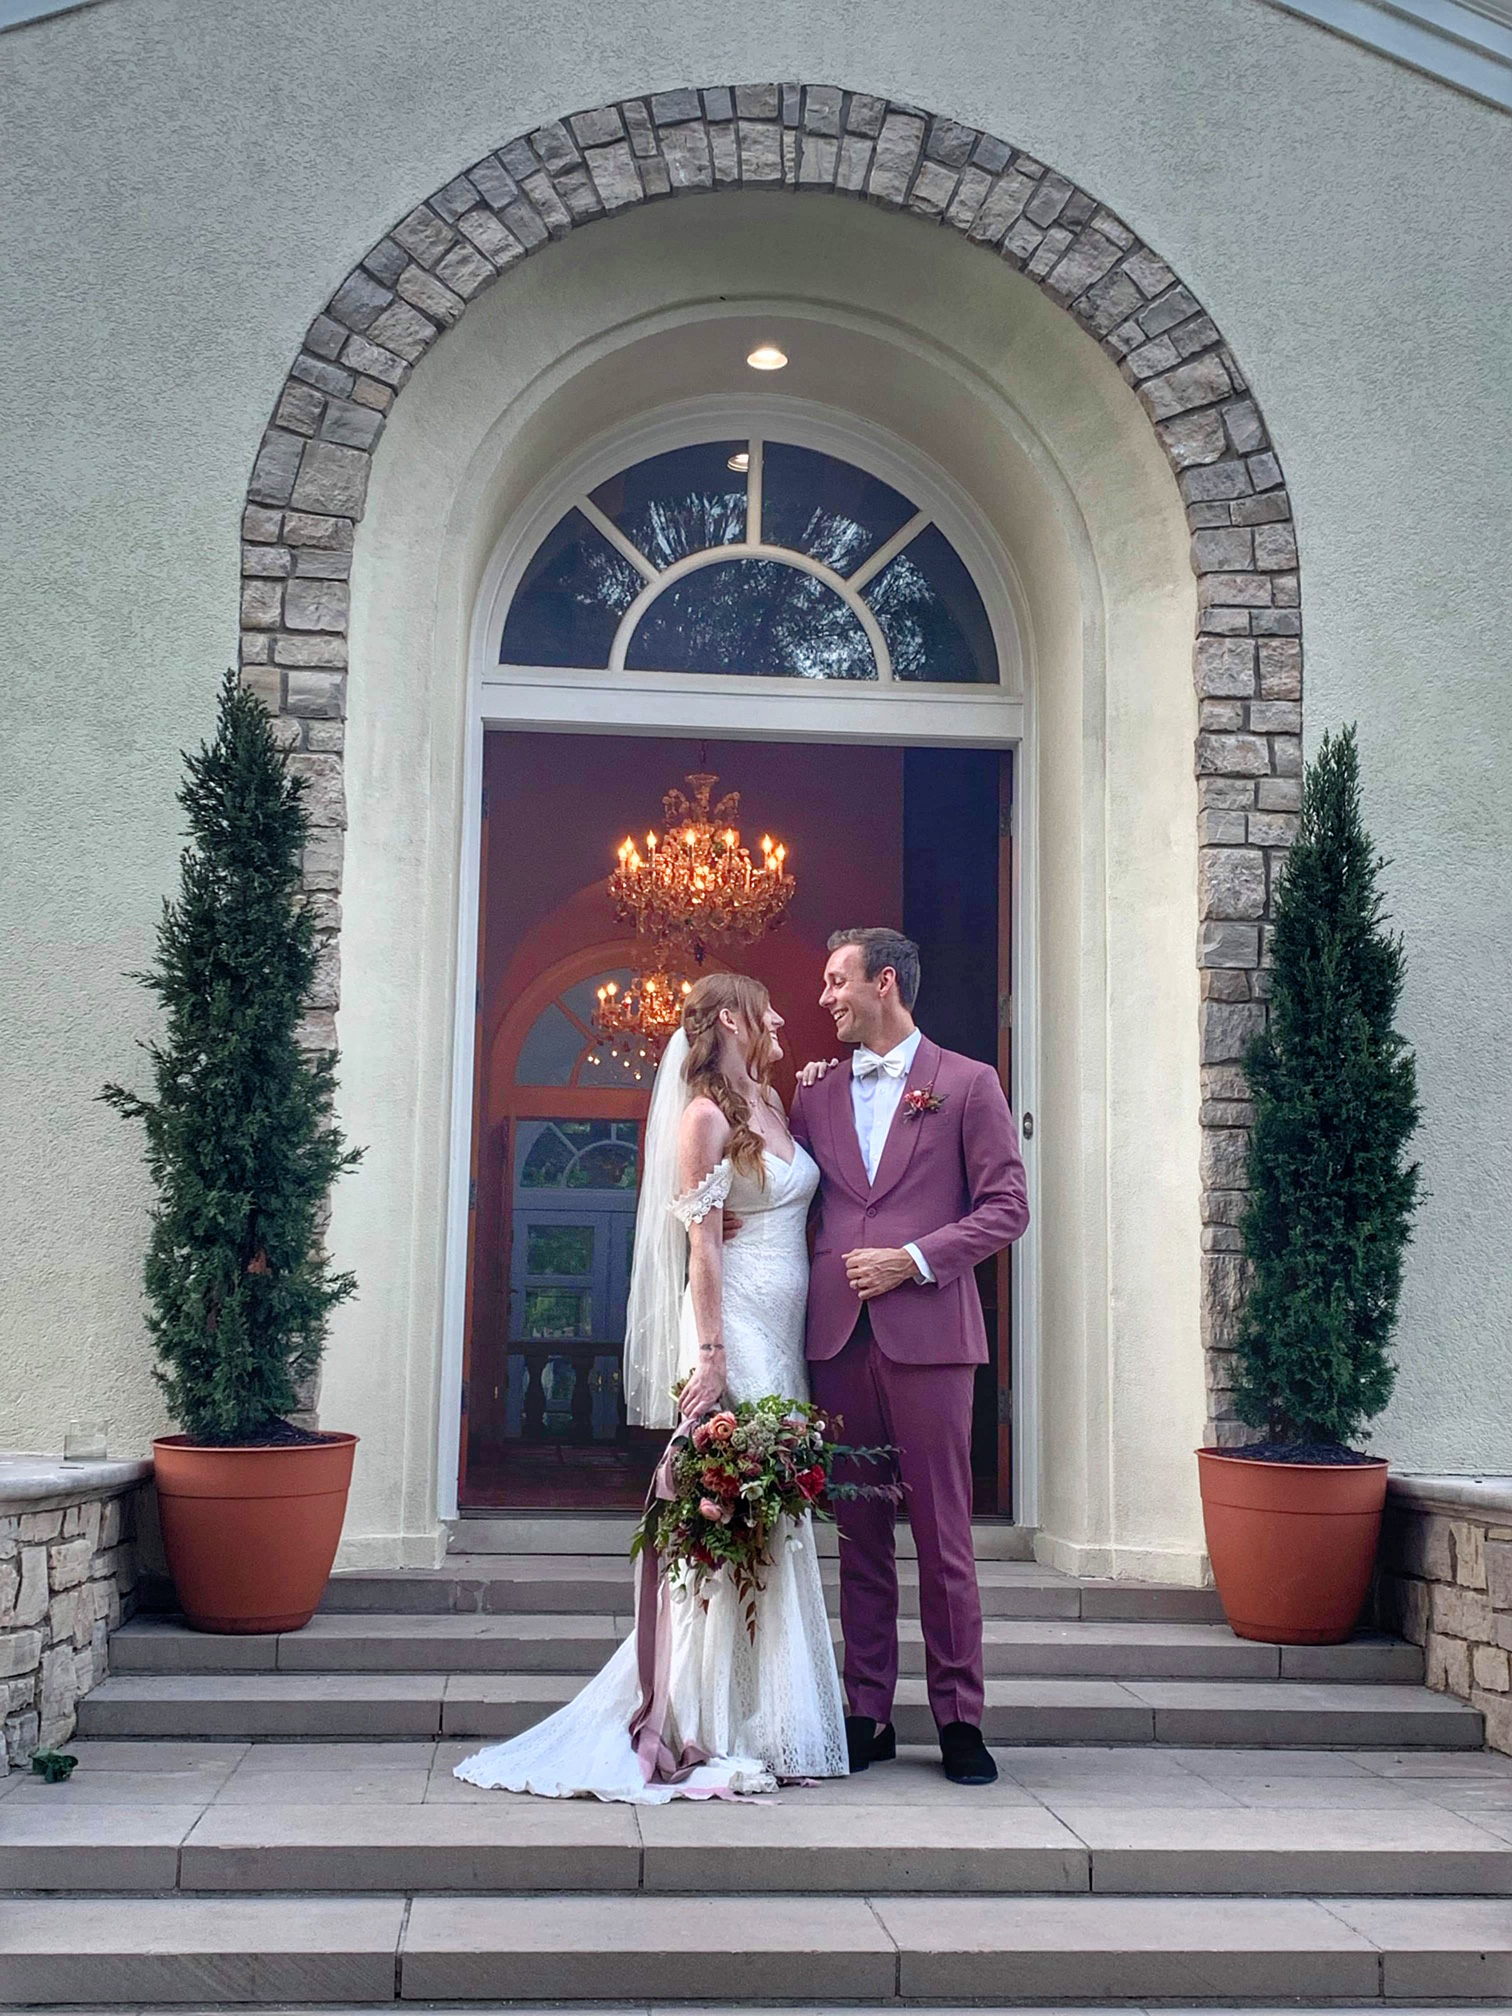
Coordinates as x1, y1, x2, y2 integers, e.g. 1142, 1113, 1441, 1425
237, 83, 1306, 1436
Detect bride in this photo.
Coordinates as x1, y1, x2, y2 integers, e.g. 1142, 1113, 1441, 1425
454, 972, 848, 1801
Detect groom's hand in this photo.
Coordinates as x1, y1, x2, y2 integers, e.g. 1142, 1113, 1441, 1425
845, 1247, 923, 1300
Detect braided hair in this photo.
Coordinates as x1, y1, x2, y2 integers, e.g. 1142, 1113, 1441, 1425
680, 972, 775, 1188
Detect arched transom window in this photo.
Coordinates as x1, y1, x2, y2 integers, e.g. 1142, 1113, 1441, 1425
499, 438, 1000, 686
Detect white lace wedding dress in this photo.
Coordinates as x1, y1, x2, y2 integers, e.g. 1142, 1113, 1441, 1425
454, 1142, 848, 1802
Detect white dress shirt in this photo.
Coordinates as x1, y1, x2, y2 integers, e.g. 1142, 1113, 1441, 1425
850, 1028, 935, 1284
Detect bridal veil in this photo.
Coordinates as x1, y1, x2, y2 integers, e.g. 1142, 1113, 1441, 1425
622, 1025, 693, 1430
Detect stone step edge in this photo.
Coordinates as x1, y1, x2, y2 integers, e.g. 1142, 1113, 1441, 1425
446, 1517, 1039, 1560
1, 1892, 1507, 2005
7, 1815, 1512, 1899
137, 1565, 1229, 1625
106, 1615, 1423, 1686
75, 1677, 1484, 1748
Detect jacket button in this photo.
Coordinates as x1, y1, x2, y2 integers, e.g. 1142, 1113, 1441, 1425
865, 1205, 875, 1218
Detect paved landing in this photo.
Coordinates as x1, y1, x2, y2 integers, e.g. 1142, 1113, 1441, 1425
5, 1739, 1511, 1896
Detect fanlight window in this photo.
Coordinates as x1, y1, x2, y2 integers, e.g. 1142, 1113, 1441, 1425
499, 439, 999, 685
513, 971, 666, 1088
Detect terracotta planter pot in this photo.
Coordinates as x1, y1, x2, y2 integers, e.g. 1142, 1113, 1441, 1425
1197, 1447, 1388, 1645
152, 1432, 357, 1634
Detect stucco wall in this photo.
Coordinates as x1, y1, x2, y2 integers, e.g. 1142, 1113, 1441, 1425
2, 1, 1507, 1515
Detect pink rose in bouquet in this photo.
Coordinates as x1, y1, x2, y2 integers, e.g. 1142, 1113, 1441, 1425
634, 1393, 898, 1640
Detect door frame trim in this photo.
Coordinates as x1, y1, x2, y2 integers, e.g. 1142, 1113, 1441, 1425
439, 411, 1041, 1531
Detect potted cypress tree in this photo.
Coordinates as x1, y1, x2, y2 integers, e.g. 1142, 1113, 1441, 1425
104, 672, 362, 1633
1198, 726, 1421, 1644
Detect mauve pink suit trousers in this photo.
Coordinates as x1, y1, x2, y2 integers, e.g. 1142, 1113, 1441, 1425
790, 1037, 1029, 1729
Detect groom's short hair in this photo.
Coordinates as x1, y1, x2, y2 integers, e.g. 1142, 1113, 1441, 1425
828, 927, 921, 1011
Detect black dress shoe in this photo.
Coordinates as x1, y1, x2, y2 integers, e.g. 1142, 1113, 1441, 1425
938, 1720, 998, 1785
844, 1714, 897, 1772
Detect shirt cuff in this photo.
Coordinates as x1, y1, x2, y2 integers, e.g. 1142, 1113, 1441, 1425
903, 1241, 934, 1285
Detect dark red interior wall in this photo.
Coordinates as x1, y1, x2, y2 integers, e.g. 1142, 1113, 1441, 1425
480, 732, 906, 1087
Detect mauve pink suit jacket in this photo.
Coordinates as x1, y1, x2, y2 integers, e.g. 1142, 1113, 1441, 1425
789, 1036, 1030, 1366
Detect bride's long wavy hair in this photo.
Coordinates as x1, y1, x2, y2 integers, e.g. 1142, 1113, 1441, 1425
680, 972, 775, 1188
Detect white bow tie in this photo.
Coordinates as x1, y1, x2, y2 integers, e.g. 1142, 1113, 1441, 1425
853, 1049, 908, 1081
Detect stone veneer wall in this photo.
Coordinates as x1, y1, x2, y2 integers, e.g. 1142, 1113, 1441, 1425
1377, 1478, 1512, 1756
236, 84, 1306, 1440
0, 1482, 144, 1768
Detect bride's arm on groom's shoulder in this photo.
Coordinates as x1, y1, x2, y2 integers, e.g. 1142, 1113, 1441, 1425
677, 1098, 732, 1416
789, 1056, 840, 1146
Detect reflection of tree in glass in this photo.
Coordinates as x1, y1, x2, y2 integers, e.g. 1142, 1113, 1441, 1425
523, 1289, 591, 1338
779, 508, 875, 577
624, 493, 748, 570
567, 1144, 638, 1190
628, 558, 877, 681
526, 1225, 595, 1275
583, 546, 642, 617
862, 528, 999, 684
864, 551, 938, 679
520, 1120, 641, 1190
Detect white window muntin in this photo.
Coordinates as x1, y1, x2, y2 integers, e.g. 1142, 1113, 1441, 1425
478, 398, 1024, 700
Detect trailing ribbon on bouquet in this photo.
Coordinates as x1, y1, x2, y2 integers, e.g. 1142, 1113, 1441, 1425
628, 1429, 746, 1799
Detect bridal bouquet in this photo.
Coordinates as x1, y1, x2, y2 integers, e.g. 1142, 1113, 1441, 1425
631, 1394, 895, 1638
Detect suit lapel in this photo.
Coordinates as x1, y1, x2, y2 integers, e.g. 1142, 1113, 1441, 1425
825, 1056, 872, 1203
867, 1036, 941, 1204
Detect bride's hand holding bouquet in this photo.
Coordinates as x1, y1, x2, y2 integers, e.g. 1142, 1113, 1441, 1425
634, 1388, 896, 1641
676, 1336, 727, 1422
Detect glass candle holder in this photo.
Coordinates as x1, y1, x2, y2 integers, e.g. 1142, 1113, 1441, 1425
62, 1420, 108, 1463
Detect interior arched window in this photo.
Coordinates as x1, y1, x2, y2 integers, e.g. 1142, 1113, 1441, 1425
513, 970, 666, 1088
499, 438, 999, 685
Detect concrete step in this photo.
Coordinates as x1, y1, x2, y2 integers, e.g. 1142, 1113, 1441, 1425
318, 1553, 1226, 1622
3, 1788, 1509, 1897
447, 1514, 1038, 1558
2, 1891, 1508, 2003
111, 1611, 1424, 1684
76, 1670, 1483, 1746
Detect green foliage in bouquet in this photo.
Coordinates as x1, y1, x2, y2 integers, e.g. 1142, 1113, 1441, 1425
1234, 725, 1421, 1449
633, 1395, 896, 1638
102, 672, 362, 1444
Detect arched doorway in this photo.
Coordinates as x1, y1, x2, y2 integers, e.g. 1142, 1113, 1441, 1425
295, 131, 1253, 1580
464, 418, 1020, 1509
241, 95, 1301, 1545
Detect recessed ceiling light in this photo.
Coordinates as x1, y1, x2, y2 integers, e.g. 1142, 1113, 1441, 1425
746, 344, 788, 372
727, 450, 750, 473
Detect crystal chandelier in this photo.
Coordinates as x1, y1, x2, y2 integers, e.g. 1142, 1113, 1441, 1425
606, 772, 794, 964
591, 967, 693, 1075
591, 770, 794, 1064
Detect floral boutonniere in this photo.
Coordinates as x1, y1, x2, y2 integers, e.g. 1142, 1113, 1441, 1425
902, 1086, 945, 1121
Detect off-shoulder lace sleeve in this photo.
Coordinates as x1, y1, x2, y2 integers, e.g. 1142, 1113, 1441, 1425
670, 1159, 733, 1228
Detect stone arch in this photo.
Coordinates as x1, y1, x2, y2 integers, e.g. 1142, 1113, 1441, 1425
238, 83, 1303, 1443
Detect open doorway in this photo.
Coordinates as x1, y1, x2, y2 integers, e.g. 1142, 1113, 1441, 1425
460, 730, 1013, 1514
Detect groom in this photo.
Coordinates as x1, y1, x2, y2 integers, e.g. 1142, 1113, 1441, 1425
790, 928, 1029, 1786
